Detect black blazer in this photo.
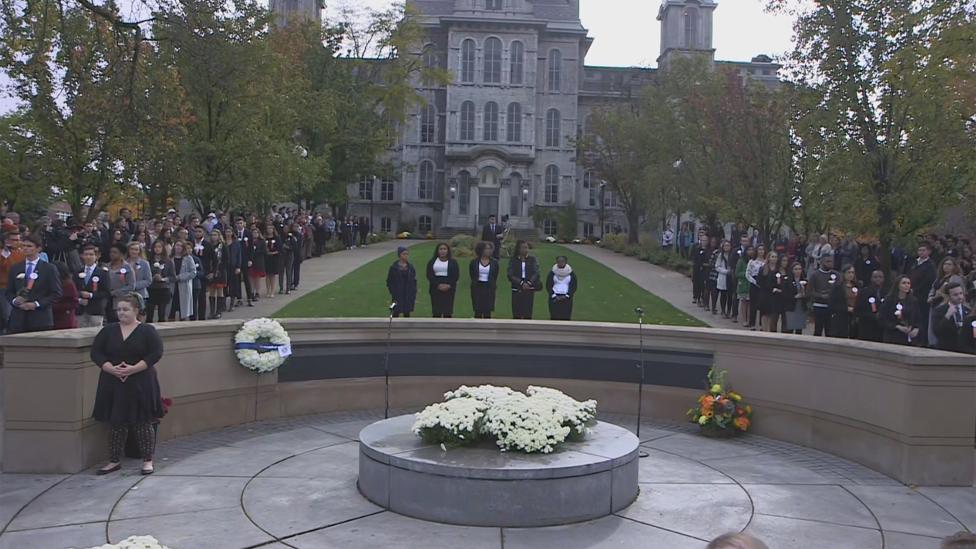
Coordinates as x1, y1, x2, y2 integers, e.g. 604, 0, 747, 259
469, 258, 500, 287
426, 258, 460, 295
386, 262, 417, 313
546, 271, 578, 298
481, 224, 504, 246
880, 294, 920, 345
76, 265, 112, 316
507, 256, 541, 291
5, 259, 63, 333
932, 303, 972, 354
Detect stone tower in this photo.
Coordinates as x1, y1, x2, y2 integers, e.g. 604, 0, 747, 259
657, 0, 717, 70
271, 0, 321, 28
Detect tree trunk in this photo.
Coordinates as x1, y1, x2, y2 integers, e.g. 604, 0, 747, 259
626, 209, 640, 244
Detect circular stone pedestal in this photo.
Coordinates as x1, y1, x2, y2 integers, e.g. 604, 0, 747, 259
357, 415, 639, 527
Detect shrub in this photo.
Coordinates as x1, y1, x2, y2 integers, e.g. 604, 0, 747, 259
368, 232, 391, 244
598, 233, 627, 253
450, 234, 476, 258
624, 244, 640, 257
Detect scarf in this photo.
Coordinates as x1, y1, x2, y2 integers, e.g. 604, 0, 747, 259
552, 264, 573, 280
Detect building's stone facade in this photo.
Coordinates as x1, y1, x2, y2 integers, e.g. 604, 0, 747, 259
320, 0, 780, 238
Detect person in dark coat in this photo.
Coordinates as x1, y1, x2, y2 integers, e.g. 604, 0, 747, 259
546, 255, 578, 321
206, 229, 229, 319
508, 240, 541, 320
358, 217, 370, 248
880, 275, 921, 346
480, 215, 505, 260
691, 233, 710, 306
426, 242, 459, 318
908, 243, 936, 345
386, 246, 417, 317
855, 270, 886, 343
76, 244, 112, 328
91, 293, 164, 476
470, 241, 499, 319
5, 234, 62, 333
828, 264, 858, 339
932, 282, 972, 354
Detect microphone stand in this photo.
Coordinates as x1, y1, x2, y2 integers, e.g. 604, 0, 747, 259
383, 302, 396, 419
635, 307, 649, 458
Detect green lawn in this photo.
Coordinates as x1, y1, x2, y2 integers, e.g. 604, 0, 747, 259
275, 242, 704, 326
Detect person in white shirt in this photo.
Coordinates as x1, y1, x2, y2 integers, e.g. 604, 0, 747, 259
661, 226, 675, 250
426, 243, 460, 318
546, 256, 578, 320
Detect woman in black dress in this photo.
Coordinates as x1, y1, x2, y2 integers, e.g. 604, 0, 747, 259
91, 293, 164, 475
206, 230, 229, 319
880, 275, 920, 346
426, 242, 459, 318
546, 255, 578, 320
508, 240, 541, 320
386, 246, 417, 317
855, 269, 886, 342
248, 228, 267, 302
828, 264, 858, 338
470, 241, 499, 319
263, 225, 280, 298
146, 240, 175, 323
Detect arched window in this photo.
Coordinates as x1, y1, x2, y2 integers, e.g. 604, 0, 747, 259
684, 8, 699, 49
460, 101, 475, 141
418, 161, 434, 200
422, 47, 438, 87
506, 102, 521, 142
486, 0, 502, 9
420, 104, 436, 143
543, 218, 558, 237
548, 49, 561, 92
545, 108, 561, 147
484, 37, 502, 83
483, 101, 499, 141
544, 165, 559, 203
510, 41, 524, 85
583, 171, 596, 206
461, 39, 476, 83
418, 215, 433, 234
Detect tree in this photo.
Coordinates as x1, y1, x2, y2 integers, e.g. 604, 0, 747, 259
0, 112, 50, 215
770, 0, 975, 268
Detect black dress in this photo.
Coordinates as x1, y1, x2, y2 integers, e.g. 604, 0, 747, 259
91, 323, 164, 426
265, 237, 280, 276
855, 285, 884, 342
469, 258, 499, 317
508, 256, 541, 319
386, 261, 417, 316
880, 295, 920, 346
426, 258, 460, 318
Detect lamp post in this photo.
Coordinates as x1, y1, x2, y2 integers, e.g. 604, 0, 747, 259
370, 175, 377, 235
599, 181, 607, 241
521, 186, 529, 218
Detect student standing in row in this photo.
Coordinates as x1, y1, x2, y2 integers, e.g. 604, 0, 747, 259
508, 240, 540, 320
809, 255, 838, 336
77, 244, 112, 328
933, 282, 972, 354
881, 275, 920, 346
386, 246, 417, 318
855, 270, 886, 342
470, 242, 499, 319
426, 243, 459, 318
783, 262, 808, 334
206, 230, 229, 319
546, 255, 577, 321
828, 264, 858, 338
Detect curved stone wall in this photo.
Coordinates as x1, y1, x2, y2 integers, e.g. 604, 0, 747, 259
1, 318, 973, 485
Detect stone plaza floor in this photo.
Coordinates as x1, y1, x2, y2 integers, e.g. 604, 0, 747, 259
0, 410, 972, 549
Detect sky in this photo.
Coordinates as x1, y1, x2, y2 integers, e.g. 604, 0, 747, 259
0, 0, 797, 113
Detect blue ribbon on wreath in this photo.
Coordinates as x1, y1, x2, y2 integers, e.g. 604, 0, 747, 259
234, 342, 284, 353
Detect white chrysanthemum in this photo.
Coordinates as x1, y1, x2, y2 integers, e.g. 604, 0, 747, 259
234, 318, 291, 373
526, 386, 597, 436
481, 393, 571, 454
444, 385, 517, 404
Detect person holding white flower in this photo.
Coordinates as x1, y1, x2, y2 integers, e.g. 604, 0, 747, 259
76, 244, 112, 328
127, 242, 152, 305
106, 244, 136, 324
91, 293, 164, 475
545, 255, 577, 321
168, 240, 196, 321
881, 275, 920, 346
146, 240, 175, 323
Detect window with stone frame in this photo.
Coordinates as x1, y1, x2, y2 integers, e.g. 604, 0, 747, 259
380, 217, 392, 232
381, 181, 394, 201
461, 39, 476, 83
583, 171, 597, 207
418, 215, 433, 234
418, 161, 435, 200
543, 217, 558, 236
545, 109, 561, 147
484, 102, 499, 141
486, 0, 502, 9
510, 41, 524, 85
506, 102, 521, 142
420, 104, 436, 143
544, 165, 559, 203
460, 101, 476, 141
548, 49, 561, 92
358, 179, 373, 200
484, 37, 502, 84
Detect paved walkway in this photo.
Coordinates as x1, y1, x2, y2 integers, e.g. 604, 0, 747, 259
567, 245, 749, 331
1, 410, 971, 549
219, 240, 418, 320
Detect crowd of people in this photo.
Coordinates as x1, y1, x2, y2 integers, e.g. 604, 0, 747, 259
0, 206, 355, 334
689, 228, 976, 354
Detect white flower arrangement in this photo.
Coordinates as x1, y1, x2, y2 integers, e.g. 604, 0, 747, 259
233, 318, 291, 373
83, 535, 171, 549
413, 385, 598, 454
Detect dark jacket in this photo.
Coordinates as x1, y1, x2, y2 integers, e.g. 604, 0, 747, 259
5, 259, 63, 333
880, 294, 920, 346
909, 259, 936, 305
855, 284, 885, 342
386, 261, 417, 314
932, 302, 972, 354
469, 257, 500, 307
76, 264, 113, 316
481, 223, 505, 247
507, 256, 541, 291
426, 258, 460, 295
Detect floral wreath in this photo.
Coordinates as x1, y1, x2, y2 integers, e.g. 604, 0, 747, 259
233, 318, 292, 373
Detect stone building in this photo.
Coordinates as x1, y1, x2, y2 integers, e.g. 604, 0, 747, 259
299, 0, 781, 238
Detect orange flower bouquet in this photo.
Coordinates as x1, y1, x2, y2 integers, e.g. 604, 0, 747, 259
686, 368, 752, 438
